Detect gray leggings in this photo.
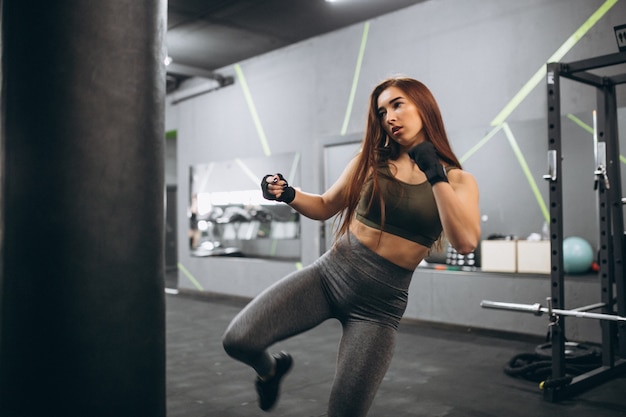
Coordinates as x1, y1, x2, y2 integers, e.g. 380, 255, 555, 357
222, 233, 414, 417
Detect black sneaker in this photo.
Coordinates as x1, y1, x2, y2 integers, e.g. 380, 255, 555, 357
255, 351, 293, 411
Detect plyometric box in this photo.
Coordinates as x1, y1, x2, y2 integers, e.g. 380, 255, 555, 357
480, 240, 517, 273
517, 240, 550, 274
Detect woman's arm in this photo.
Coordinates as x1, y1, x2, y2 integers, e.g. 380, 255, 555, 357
266, 155, 360, 221
431, 169, 481, 254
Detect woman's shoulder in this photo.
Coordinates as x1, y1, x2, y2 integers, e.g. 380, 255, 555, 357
446, 167, 478, 188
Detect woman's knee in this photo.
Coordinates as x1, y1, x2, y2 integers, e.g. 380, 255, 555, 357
222, 325, 245, 358
222, 322, 262, 361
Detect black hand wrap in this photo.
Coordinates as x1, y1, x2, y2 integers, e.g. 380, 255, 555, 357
261, 174, 278, 200
276, 173, 296, 203
407, 141, 448, 185
260, 173, 296, 204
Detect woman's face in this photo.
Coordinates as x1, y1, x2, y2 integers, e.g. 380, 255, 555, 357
376, 86, 425, 149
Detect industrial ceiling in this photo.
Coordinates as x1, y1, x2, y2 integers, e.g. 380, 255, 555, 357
166, 0, 425, 90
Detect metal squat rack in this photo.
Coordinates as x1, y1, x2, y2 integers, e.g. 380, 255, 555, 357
482, 50, 626, 402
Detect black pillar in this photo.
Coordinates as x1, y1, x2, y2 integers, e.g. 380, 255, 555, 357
0, 1, 167, 416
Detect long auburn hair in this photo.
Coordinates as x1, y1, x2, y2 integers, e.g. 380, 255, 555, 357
334, 77, 462, 243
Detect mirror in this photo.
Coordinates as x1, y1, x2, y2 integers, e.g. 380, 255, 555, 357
189, 152, 301, 261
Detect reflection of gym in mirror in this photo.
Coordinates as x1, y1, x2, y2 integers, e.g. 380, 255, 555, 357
189, 152, 301, 261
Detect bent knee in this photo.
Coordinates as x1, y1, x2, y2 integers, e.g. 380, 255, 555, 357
221, 328, 239, 357
222, 327, 255, 360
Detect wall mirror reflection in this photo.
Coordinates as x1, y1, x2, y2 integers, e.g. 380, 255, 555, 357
189, 152, 301, 261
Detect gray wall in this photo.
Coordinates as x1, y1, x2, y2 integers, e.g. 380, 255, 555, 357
165, 0, 626, 340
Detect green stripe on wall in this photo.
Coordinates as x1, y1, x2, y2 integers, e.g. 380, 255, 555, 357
234, 64, 272, 156
165, 129, 178, 140
490, 0, 618, 126
459, 125, 503, 164
177, 262, 204, 291
341, 22, 370, 136
235, 158, 264, 187
567, 113, 594, 134
502, 123, 550, 223
567, 113, 626, 164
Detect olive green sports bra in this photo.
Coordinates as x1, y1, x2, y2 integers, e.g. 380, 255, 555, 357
355, 165, 458, 247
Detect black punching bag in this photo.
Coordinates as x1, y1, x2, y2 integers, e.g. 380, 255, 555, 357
0, 1, 167, 416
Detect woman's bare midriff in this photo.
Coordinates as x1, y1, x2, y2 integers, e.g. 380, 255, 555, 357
349, 219, 430, 271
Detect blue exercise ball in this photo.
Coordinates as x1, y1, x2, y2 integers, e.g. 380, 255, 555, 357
563, 237, 594, 274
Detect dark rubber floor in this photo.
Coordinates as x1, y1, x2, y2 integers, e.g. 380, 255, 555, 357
165, 291, 626, 417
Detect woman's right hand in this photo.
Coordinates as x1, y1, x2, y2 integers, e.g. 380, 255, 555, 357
261, 173, 295, 203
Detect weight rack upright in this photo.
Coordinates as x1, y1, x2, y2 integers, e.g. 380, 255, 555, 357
544, 51, 626, 401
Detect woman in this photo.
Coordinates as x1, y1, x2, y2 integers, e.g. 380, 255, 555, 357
222, 77, 481, 416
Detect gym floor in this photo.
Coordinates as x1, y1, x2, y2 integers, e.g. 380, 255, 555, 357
165, 290, 626, 417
